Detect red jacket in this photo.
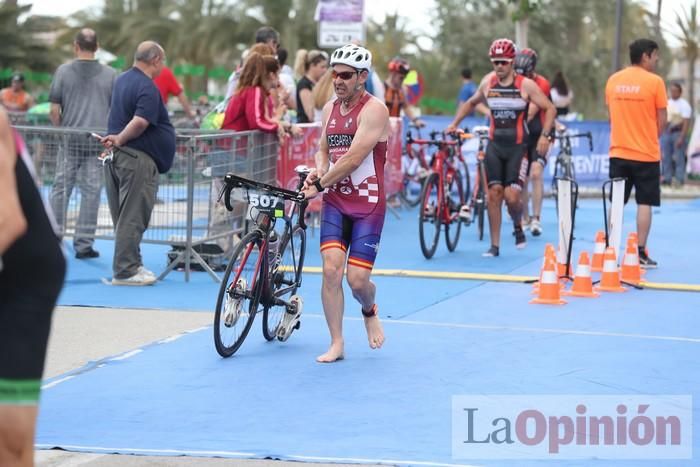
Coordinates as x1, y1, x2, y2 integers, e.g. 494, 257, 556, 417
222, 86, 277, 132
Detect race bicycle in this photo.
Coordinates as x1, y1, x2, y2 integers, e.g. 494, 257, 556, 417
550, 129, 593, 201
460, 126, 490, 241
412, 131, 468, 259
214, 166, 310, 357
399, 124, 433, 207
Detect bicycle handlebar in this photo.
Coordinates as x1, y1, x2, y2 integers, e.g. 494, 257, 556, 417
218, 173, 308, 229
554, 132, 593, 151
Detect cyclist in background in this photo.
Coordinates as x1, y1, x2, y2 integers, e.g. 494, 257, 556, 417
447, 38, 556, 257
514, 48, 551, 237
384, 57, 425, 127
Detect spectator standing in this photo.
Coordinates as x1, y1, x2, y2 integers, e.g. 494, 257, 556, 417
457, 67, 477, 114
551, 71, 573, 117
153, 65, 195, 119
0, 74, 34, 112
295, 50, 329, 123
100, 41, 176, 285
277, 48, 297, 111
312, 69, 336, 122
661, 82, 691, 186
384, 57, 424, 126
226, 26, 280, 100
48, 28, 116, 259
605, 38, 666, 268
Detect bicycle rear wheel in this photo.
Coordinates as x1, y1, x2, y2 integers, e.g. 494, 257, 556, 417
262, 224, 306, 341
398, 149, 425, 207
419, 172, 441, 259
214, 230, 264, 357
445, 170, 465, 252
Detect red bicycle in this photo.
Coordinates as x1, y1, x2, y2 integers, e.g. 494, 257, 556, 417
411, 131, 469, 259
399, 124, 433, 207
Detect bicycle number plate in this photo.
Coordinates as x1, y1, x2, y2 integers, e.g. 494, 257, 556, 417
235, 188, 285, 219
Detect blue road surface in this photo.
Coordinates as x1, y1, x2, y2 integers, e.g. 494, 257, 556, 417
40, 198, 700, 466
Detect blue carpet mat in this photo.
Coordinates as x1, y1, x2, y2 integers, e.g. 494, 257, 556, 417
40, 197, 700, 465
57, 199, 699, 311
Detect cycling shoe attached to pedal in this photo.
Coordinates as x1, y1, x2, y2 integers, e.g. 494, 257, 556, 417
276, 294, 303, 342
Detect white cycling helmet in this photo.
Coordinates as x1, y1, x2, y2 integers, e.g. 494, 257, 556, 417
330, 44, 372, 71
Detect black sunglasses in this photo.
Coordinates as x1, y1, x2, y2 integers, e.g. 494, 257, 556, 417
332, 70, 357, 80
491, 60, 511, 67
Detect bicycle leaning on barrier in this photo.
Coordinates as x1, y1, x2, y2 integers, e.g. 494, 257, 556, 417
413, 130, 469, 259
459, 126, 490, 242
213, 166, 310, 358
399, 122, 433, 207
550, 128, 593, 201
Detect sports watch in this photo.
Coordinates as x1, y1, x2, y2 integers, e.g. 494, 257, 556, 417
313, 179, 324, 192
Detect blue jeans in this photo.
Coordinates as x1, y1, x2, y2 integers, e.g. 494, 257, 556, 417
661, 131, 686, 183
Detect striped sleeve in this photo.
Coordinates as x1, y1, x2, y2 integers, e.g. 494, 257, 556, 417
246, 87, 278, 132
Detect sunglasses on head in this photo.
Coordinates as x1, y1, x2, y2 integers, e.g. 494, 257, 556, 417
491, 60, 511, 66
332, 70, 357, 80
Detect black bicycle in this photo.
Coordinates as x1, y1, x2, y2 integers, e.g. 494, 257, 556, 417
214, 166, 309, 357
551, 130, 593, 201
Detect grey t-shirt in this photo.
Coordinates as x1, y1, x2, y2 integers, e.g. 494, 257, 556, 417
49, 60, 116, 128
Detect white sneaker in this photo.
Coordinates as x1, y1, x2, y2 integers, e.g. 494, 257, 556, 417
277, 295, 302, 342
530, 219, 542, 237
112, 270, 157, 286
138, 266, 157, 279
458, 205, 472, 224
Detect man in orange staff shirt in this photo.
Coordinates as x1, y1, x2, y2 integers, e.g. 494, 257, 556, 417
605, 38, 667, 268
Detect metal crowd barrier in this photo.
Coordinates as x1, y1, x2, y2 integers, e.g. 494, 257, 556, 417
13, 125, 279, 282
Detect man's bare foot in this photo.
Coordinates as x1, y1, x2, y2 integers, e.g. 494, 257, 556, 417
364, 315, 384, 349
316, 341, 344, 363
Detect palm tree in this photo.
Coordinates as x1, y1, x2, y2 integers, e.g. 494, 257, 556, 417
0, 2, 61, 72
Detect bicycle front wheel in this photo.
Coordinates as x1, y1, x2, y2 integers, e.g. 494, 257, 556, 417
419, 172, 441, 259
445, 170, 465, 252
262, 224, 306, 341
214, 230, 264, 357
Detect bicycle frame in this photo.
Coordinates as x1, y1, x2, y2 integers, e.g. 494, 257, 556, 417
411, 134, 463, 225
220, 171, 308, 309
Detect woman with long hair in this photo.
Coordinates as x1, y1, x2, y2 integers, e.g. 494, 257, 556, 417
222, 52, 291, 136
550, 71, 574, 117
294, 49, 329, 123
311, 68, 336, 123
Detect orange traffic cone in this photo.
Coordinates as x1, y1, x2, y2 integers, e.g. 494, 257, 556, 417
530, 258, 567, 305
626, 233, 646, 276
620, 242, 642, 284
564, 252, 600, 297
533, 244, 557, 294
595, 247, 627, 293
591, 231, 606, 272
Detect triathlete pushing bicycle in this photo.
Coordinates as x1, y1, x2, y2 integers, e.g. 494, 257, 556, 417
446, 38, 556, 257
301, 44, 390, 363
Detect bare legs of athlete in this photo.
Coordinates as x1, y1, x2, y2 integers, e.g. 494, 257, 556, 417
316, 249, 384, 363
0, 405, 37, 467
487, 184, 524, 248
